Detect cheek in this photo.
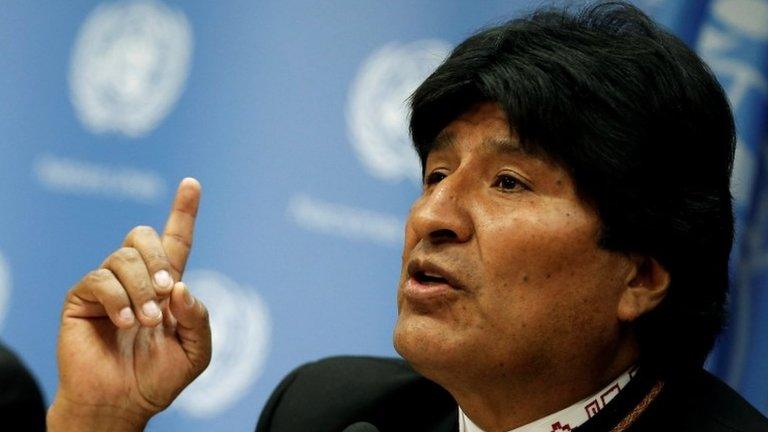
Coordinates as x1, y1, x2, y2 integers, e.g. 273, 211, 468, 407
480, 201, 602, 277
477, 205, 618, 314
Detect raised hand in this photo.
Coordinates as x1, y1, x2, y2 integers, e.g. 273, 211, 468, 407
48, 178, 212, 431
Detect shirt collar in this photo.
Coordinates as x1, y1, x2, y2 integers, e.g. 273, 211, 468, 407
459, 366, 638, 432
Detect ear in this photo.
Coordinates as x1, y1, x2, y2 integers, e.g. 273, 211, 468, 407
617, 256, 670, 322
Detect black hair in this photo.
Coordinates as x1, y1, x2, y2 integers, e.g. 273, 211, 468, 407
409, 1, 735, 373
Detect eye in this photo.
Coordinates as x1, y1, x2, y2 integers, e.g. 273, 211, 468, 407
424, 171, 447, 186
492, 174, 526, 192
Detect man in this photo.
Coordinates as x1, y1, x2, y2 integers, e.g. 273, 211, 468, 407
46, 2, 768, 431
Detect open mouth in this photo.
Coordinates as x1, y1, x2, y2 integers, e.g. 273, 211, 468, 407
413, 271, 449, 285
406, 259, 466, 293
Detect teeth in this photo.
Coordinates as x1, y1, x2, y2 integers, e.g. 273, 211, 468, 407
424, 272, 442, 278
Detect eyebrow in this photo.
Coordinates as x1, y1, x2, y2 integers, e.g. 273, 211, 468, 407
483, 137, 522, 155
431, 130, 457, 153
430, 131, 522, 155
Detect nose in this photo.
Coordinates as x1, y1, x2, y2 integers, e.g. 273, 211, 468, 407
408, 174, 474, 245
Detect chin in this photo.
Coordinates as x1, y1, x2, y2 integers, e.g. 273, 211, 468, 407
393, 312, 466, 380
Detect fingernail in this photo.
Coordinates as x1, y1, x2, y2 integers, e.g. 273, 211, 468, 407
182, 285, 195, 307
142, 300, 162, 319
119, 307, 134, 324
154, 270, 173, 289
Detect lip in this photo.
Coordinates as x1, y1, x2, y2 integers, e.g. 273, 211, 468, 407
403, 276, 460, 303
407, 259, 466, 291
402, 259, 465, 304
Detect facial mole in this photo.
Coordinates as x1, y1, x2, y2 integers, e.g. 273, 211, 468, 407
522, 274, 529, 283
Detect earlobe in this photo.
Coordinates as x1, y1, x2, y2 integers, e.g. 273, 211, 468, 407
617, 256, 670, 322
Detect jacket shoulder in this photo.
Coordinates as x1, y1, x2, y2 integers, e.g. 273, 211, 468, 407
256, 356, 457, 432
683, 370, 768, 431
634, 369, 768, 431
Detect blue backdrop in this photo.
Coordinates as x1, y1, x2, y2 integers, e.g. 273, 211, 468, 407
0, 1, 765, 430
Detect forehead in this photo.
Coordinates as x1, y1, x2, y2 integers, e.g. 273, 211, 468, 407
428, 102, 522, 158
423, 102, 580, 196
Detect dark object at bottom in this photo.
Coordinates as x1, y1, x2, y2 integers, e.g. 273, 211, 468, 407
0, 342, 46, 432
342, 422, 380, 432
255, 356, 768, 432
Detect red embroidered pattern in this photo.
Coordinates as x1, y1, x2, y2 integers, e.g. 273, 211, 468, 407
600, 383, 621, 406
584, 400, 601, 418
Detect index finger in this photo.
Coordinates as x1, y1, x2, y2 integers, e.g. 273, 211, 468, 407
162, 177, 201, 281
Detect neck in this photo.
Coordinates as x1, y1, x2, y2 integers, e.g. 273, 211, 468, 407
427, 340, 639, 432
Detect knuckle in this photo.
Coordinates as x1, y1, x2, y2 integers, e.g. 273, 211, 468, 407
167, 232, 193, 249
128, 225, 157, 239
65, 288, 77, 303
115, 247, 141, 264
199, 304, 210, 323
86, 268, 113, 284
146, 252, 170, 267
128, 272, 153, 297
66, 282, 82, 301
201, 349, 212, 370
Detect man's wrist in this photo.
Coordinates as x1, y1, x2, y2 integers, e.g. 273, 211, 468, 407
47, 394, 150, 432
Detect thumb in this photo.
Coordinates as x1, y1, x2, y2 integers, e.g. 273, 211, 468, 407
170, 282, 212, 375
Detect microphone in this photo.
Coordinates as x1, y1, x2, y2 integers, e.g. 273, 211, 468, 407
342, 422, 380, 432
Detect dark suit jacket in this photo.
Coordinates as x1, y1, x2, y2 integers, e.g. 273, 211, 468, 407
256, 356, 768, 432
0, 342, 46, 431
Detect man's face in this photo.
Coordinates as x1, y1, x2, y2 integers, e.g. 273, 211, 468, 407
393, 102, 633, 385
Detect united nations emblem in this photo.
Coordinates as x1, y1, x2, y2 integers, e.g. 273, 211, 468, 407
69, 0, 193, 137
174, 270, 272, 418
346, 40, 452, 182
